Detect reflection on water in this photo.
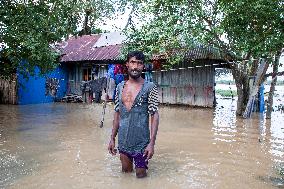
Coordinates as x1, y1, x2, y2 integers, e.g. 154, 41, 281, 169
0, 101, 283, 189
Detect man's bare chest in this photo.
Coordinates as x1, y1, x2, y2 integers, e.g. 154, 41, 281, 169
122, 84, 143, 111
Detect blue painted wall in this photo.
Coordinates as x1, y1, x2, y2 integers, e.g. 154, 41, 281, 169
18, 64, 68, 105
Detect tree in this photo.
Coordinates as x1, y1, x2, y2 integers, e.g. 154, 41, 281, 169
77, 0, 115, 35
121, 0, 283, 117
265, 50, 282, 119
220, 0, 283, 117
0, 0, 115, 78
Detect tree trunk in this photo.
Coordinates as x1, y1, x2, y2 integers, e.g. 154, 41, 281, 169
243, 59, 269, 118
266, 51, 281, 119
232, 69, 245, 115
79, 10, 92, 36
236, 83, 244, 116
234, 78, 250, 116
231, 60, 249, 116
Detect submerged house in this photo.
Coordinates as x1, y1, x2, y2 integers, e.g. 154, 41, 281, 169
59, 31, 126, 97
17, 64, 69, 105
60, 35, 230, 107
0, 60, 69, 105
1, 31, 229, 107
151, 47, 230, 107
0, 32, 126, 105
0, 55, 68, 105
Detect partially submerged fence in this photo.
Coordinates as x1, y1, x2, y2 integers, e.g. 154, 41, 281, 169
0, 76, 17, 104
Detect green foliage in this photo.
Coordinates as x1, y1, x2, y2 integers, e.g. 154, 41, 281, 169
0, 0, 115, 77
121, 0, 283, 63
122, 0, 198, 63
121, 0, 283, 116
219, 0, 283, 58
215, 80, 235, 85
216, 89, 237, 97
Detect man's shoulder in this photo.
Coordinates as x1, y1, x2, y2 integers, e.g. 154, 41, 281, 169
144, 81, 157, 93
117, 81, 125, 88
145, 81, 156, 87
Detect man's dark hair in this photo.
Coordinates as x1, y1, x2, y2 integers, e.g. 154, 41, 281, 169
126, 51, 145, 62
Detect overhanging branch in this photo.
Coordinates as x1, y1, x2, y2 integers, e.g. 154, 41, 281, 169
264, 71, 284, 78
123, 4, 135, 31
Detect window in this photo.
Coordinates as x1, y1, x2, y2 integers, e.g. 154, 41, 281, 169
83, 68, 92, 81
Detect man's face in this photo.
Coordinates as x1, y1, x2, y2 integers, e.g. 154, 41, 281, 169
126, 56, 144, 79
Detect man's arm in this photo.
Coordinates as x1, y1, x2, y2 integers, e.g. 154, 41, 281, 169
150, 111, 159, 145
108, 111, 120, 155
144, 111, 159, 161
144, 84, 160, 160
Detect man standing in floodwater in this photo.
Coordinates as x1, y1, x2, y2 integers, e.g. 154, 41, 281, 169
108, 51, 159, 178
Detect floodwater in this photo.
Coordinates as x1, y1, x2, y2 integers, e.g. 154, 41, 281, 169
0, 99, 284, 189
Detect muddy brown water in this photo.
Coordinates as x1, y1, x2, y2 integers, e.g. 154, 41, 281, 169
0, 100, 284, 189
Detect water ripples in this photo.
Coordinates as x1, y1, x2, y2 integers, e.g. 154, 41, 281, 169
0, 102, 283, 188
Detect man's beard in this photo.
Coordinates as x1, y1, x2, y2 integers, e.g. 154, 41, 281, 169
128, 69, 142, 79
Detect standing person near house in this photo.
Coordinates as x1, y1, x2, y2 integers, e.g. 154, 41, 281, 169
108, 51, 159, 178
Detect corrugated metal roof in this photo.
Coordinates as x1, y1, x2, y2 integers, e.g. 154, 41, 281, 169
93, 32, 126, 48
88, 44, 123, 61
152, 46, 230, 61
59, 32, 230, 63
185, 46, 227, 60
60, 32, 124, 63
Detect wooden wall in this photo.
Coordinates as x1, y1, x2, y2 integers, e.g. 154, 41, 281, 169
152, 60, 216, 107
0, 77, 17, 104
67, 63, 108, 95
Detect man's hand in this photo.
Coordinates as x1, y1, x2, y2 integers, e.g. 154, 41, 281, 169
143, 143, 154, 161
108, 139, 117, 155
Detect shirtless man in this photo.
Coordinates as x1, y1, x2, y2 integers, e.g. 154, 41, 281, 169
108, 51, 159, 178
